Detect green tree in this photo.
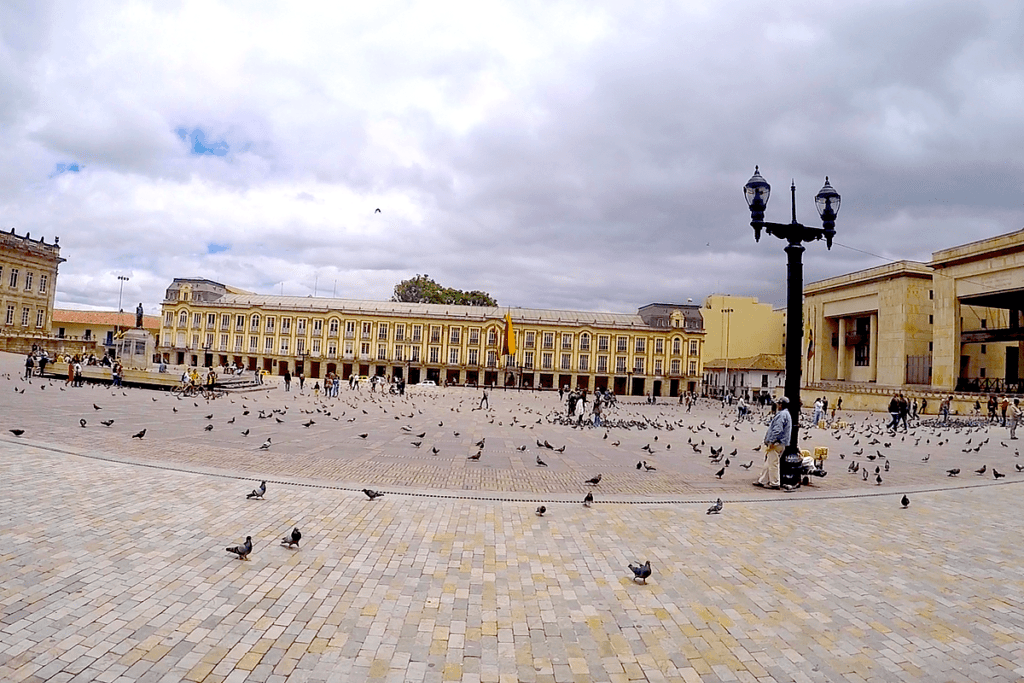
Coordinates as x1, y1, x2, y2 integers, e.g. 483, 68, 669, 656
391, 275, 497, 307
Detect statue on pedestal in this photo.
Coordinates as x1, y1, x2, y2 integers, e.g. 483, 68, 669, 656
135, 303, 144, 328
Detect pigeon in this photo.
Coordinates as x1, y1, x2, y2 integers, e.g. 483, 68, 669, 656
241, 429, 250, 436
876, 473, 883, 485
226, 536, 252, 560
363, 488, 384, 500
357, 433, 368, 439
474, 438, 486, 448
643, 462, 656, 472
947, 468, 960, 476
584, 474, 602, 485
884, 460, 890, 472
921, 454, 930, 462
204, 424, 214, 432
706, 498, 723, 514
132, 429, 147, 439
975, 465, 987, 475
247, 481, 266, 499
260, 438, 272, 450
431, 446, 440, 455
80, 418, 87, 428
536, 455, 548, 467
227, 417, 235, 424
1015, 463, 1024, 472
100, 419, 114, 427
468, 451, 481, 460
9, 429, 25, 436
993, 469, 1006, 479
901, 494, 910, 508
93, 404, 102, 410
204, 414, 213, 420
583, 491, 594, 507
628, 560, 652, 584
280, 527, 301, 548
411, 441, 422, 447
715, 467, 725, 479
636, 461, 643, 470
535, 505, 546, 516
416, 432, 426, 438
740, 460, 753, 469
375, 208, 381, 213
555, 445, 566, 453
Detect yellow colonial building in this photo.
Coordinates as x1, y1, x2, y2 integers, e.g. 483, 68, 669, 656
0, 229, 64, 351
157, 279, 706, 396
803, 228, 1023, 410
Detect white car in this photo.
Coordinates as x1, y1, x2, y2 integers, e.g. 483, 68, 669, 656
418, 380, 436, 386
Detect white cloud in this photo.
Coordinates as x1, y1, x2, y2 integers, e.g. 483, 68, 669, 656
0, 0, 1019, 318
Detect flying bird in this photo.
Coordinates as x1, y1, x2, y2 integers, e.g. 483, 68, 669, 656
247, 481, 266, 499
706, 498, 723, 514
132, 429, 147, 439
280, 527, 301, 548
226, 536, 252, 560
628, 560, 652, 584
375, 208, 381, 213
363, 488, 384, 500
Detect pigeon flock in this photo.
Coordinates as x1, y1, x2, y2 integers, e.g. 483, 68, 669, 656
4, 365, 1022, 585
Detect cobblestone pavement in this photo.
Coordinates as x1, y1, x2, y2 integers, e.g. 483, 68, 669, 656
3, 353, 1024, 681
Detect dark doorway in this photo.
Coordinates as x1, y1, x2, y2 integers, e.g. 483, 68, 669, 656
278, 361, 289, 375
310, 361, 321, 378
295, 361, 304, 376
248, 357, 257, 371
594, 375, 608, 391
538, 373, 554, 389
204, 353, 212, 367
521, 373, 534, 388
446, 369, 460, 385
176, 351, 185, 365
558, 374, 572, 391
1007, 347, 1019, 382
219, 355, 228, 367
576, 376, 590, 390
484, 370, 498, 386
670, 379, 680, 397
613, 377, 627, 395
326, 362, 337, 376
465, 370, 478, 386
375, 365, 387, 377
426, 368, 441, 383
358, 364, 370, 377
342, 363, 352, 379
408, 367, 421, 384
631, 377, 644, 396
392, 366, 403, 379
652, 380, 662, 397
263, 358, 273, 373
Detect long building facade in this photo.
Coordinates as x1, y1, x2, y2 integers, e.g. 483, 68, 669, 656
157, 279, 706, 396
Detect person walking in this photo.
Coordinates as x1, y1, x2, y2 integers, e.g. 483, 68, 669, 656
284, 369, 291, 392
887, 394, 901, 432
479, 388, 489, 410
24, 353, 35, 379
592, 398, 602, 428
755, 396, 792, 490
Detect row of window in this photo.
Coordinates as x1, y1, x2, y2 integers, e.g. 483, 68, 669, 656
180, 331, 700, 375
0, 267, 48, 294
164, 311, 701, 356
3, 305, 45, 327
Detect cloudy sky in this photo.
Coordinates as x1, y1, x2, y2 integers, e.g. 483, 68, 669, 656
2, 0, 1022, 316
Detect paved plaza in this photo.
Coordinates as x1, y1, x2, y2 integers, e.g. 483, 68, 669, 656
2, 352, 1024, 682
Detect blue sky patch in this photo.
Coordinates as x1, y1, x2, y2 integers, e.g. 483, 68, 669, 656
176, 127, 229, 156
51, 162, 82, 177
207, 243, 230, 254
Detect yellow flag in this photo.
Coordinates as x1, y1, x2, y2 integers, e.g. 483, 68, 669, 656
503, 311, 517, 356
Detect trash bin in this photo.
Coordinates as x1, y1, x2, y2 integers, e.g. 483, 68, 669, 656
780, 449, 804, 488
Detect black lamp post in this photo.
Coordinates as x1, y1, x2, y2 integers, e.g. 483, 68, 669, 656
744, 166, 840, 485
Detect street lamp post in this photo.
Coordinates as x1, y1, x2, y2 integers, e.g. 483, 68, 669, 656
722, 307, 734, 399
116, 275, 130, 341
744, 166, 840, 487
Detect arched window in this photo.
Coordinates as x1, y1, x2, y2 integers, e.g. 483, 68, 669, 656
250, 314, 260, 331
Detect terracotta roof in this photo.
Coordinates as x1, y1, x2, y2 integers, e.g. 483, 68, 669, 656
703, 354, 786, 371
53, 309, 161, 329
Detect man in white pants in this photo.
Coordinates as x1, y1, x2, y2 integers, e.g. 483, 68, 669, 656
755, 396, 792, 490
